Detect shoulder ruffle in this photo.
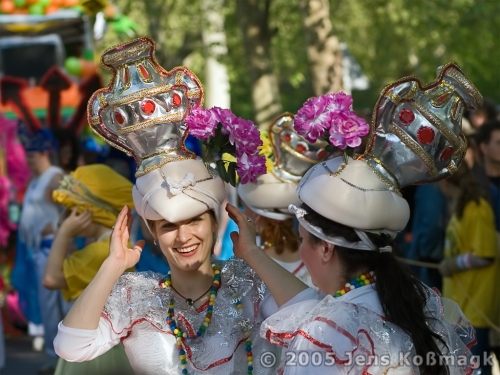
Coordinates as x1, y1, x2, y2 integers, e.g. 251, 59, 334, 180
262, 287, 475, 375
102, 271, 172, 334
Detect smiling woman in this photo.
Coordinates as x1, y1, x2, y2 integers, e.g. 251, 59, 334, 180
52, 37, 280, 375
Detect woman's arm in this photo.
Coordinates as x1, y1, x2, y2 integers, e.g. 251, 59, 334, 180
62, 206, 144, 330
43, 208, 93, 290
226, 204, 308, 307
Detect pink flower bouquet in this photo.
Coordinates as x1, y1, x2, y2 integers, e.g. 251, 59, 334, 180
294, 92, 369, 158
185, 107, 266, 185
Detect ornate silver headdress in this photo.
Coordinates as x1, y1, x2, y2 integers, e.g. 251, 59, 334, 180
87, 37, 203, 177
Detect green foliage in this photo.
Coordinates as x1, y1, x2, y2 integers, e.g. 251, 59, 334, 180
331, 0, 500, 107
103, 0, 499, 119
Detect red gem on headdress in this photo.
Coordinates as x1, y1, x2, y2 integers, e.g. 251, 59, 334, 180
296, 143, 307, 153
123, 67, 129, 83
172, 93, 182, 107
138, 64, 149, 79
440, 146, 454, 161
436, 92, 451, 104
114, 111, 125, 124
399, 109, 415, 125
317, 149, 326, 159
416, 126, 435, 145
141, 99, 156, 115
283, 133, 292, 142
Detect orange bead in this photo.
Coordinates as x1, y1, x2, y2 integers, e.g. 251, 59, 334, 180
1, 1, 15, 13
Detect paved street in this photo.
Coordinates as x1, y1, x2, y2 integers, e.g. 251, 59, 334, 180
2, 336, 49, 375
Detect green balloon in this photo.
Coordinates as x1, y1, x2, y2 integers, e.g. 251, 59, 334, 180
64, 57, 83, 77
39, 0, 51, 6
13, 0, 26, 8
28, 4, 45, 15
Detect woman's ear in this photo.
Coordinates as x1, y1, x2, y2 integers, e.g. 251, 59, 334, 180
321, 241, 335, 263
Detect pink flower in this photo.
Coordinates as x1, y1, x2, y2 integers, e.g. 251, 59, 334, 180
329, 111, 369, 150
294, 96, 332, 143
185, 107, 218, 141
236, 153, 267, 184
325, 92, 353, 113
211, 107, 238, 135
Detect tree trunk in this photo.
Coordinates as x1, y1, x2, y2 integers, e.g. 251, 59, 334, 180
236, 0, 282, 130
202, 0, 231, 109
299, 0, 343, 95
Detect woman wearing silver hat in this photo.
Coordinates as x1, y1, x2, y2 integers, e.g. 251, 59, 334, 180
238, 114, 332, 288
227, 63, 482, 375
53, 38, 279, 375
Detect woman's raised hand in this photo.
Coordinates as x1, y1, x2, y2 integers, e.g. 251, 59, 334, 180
109, 206, 145, 271
225, 204, 260, 261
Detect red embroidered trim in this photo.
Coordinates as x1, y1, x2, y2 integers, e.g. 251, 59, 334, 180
292, 262, 305, 275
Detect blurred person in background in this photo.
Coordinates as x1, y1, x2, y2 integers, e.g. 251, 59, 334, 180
11, 125, 67, 374
468, 97, 498, 129
477, 120, 500, 194
438, 162, 499, 375
406, 184, 448, 291
43, 164, 135, 375
476, 119, 500, 368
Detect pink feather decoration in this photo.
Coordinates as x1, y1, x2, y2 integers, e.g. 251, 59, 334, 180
0, 176, 13, 246
0, 115, 31, 246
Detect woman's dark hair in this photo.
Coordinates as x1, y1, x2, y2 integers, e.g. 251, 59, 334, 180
302, 204, 449, 375
446, 162, 484, 219
258, 216, 299, 254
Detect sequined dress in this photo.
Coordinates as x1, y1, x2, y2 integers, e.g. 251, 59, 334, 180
262, 285, 476, 375
55, 259, 279, 374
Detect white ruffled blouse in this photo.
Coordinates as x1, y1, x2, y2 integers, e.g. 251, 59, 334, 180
54, 259, 279, 375
262, 285, 476, 375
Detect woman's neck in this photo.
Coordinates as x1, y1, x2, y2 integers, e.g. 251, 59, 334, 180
265, 246, 301, 263
169, 261, 215, 301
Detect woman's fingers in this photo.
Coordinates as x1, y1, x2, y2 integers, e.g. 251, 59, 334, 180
225, 204, 246, 226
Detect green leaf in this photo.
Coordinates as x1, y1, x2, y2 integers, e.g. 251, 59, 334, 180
325, 144, 336, 152
227, 162, 237, 187
220, 144, 236, 155
216, 159, 228, 183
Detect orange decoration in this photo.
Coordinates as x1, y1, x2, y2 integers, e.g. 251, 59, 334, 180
63, 0, 79, 6
45, 5, 60, 13
80, 60, 97, 78
103, 4, 115, 18
1, 1, 15, 14
50, 0, 63, 6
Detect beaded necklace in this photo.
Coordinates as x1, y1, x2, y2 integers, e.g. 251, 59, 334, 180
333, 271, 375, 298
159, 264, 254, 375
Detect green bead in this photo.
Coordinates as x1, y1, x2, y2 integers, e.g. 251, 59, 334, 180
181, 359, 187, 365
246, 340, 252, 346
200, 325, 206, 331
176, 331, 183, 337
